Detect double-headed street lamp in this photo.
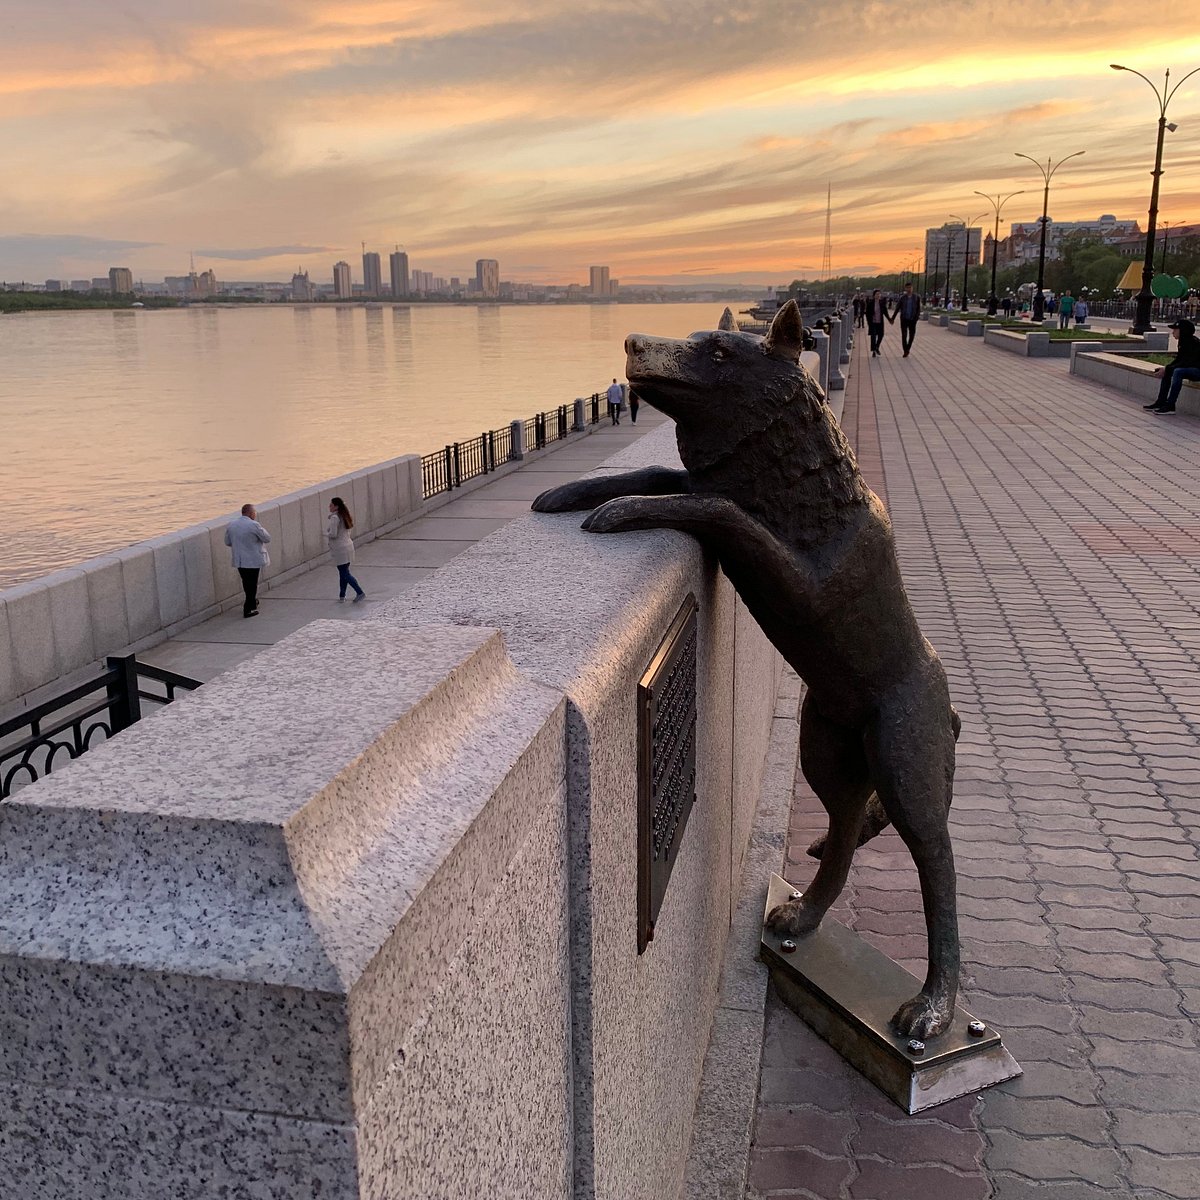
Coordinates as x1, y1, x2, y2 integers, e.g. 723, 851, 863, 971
1014, 150, 1086, 321
974, 189, 1025, 315
949, 211, 988, 311
943, 227, 957, 307
1111, 63, 1200, 332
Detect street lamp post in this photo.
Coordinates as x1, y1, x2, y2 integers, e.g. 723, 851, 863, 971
1111, 63, 1200, 333
931, 249, 940, 304
1160, 220, 1172, 272
1014, 150, 1086, 322
944, 230, 956, 307
974, 189, 1026, 315
950, 212, 988, 313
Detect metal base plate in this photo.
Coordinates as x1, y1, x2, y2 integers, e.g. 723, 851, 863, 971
761, 874, 1021, 1113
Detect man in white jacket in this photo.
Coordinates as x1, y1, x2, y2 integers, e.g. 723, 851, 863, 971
224, 503, 271, 618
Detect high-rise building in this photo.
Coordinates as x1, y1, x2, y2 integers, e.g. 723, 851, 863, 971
109, 266, 134, 294
589, 266, 611, 296
362, 250, 382, 297
333, 261, 353, 299
45, 279, 62, 292
475, 258, 500, 298
389, 250, 409, 298
91, 277, 110, 291
291, 271, 314, 301
923, 224, 982, 277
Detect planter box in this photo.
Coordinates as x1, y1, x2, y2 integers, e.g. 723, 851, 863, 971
948, 319, 983, 337
1071, 351, 1200, 416
984, 328, 1155, 360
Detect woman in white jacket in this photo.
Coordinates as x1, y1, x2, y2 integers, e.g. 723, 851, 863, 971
327, 496, 366, 602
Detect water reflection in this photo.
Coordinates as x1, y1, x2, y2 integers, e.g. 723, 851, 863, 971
3, 301, 732, 586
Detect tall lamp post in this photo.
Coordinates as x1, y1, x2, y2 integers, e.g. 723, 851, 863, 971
944, 228, 957, 307
1111, 63, 1200, 333
1160, 219, 1172, 272
949, 211, 988, 312
974, 189, 1026, 315
1014, 150, 1086, 322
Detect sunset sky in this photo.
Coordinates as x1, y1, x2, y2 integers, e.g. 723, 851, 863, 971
2, 1, 1198, 286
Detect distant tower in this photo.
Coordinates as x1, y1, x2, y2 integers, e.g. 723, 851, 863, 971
820, 183, 832, 287
333, 260, 353, 299
389, 247, 409, 298
475, 258, 500, 298
361, 244, 382, 297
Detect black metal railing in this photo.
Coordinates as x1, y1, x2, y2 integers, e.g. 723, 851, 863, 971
421, 393, 604, 500
0, 655, 202, 801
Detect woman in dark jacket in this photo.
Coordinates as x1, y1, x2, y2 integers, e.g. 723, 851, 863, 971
866, 289, 888, 356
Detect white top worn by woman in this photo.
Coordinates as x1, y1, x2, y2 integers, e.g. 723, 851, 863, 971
326, 511, 354, 566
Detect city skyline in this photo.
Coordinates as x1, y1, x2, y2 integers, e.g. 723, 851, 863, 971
1, 4, 1197, 284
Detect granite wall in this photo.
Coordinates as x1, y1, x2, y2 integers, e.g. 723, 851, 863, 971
0, 422, 782, 1199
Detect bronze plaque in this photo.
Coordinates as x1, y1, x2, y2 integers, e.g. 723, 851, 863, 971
637, 593, 698, 953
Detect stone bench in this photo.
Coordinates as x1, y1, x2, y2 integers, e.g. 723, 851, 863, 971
1071, 351, 1200, 416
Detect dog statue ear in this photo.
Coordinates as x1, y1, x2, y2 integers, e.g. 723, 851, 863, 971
764, 299, 804, 360
717, 306, 740, 332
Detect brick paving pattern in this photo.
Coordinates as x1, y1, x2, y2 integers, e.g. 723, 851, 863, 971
748, 321, 1200, 1199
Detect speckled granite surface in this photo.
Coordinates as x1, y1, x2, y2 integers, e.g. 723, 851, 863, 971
0, 620, 572, 1196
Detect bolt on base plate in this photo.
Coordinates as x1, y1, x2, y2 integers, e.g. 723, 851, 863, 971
761, 873, 1022, 1114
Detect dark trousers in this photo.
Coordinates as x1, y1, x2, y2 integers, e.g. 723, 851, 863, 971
609, 403, 620, 425
1156, 366, 1200, 409
900, 319, 917, 354
337, 562, 364, 598
629, 397, 639, 423
868, 321, 885, 353
237, 567, 260, 616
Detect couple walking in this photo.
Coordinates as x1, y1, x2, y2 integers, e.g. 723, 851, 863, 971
224, 496, 365, 617
866, 283, 921, 358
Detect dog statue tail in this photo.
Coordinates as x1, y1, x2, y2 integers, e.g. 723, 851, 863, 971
807, 708, 961, 860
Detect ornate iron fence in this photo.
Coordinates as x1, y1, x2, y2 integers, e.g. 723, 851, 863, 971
422, 395, 600, 500
0, 655, 202, 801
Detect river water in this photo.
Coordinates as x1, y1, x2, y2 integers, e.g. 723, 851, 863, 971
1, 300, 739, 588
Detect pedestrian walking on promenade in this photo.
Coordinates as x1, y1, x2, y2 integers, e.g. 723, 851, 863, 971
866, 288, 888, 356
853, 292, 866, 328
224, 503, 271, 618
629, 388, 640, 423
890, 281, 921, 357
1058, 291, 1075, 331
1073, 296, 1089, 326
327, 497, 366, 602
606, 378, 623, 425
1144, 319, 1200, 415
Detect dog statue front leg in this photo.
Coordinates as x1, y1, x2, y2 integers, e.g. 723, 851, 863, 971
581, 494, 819, 607
531, 467, 690, 513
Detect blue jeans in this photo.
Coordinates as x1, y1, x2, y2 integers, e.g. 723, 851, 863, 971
1156, 366, 1200, 409
337, 562, 364, 597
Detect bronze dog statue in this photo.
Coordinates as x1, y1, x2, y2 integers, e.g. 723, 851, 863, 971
532, 300, 961, 1039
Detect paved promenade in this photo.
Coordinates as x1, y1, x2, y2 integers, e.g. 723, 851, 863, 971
749, 320, 1200, 1198
140, 409, 667, 681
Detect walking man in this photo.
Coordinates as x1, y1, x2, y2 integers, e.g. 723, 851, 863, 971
891, 281, 921, 358
224, 502, 271, 618
1144, 319, 1200, 415
606, 378, 623, 425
